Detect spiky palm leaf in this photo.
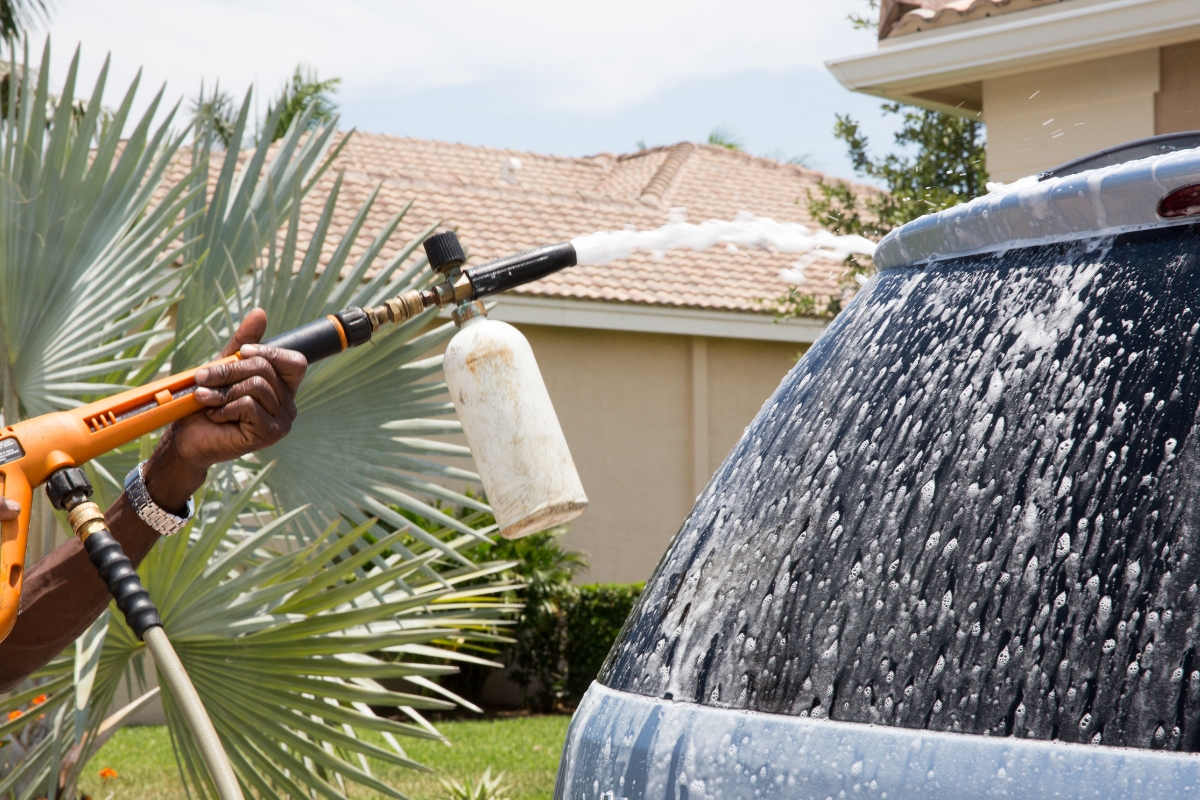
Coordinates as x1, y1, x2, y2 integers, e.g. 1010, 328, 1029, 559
125, 473, 516, 799
227, 169, 491, 561
171, 85, 344, 371
0, 40, 194, 420
0, 39, 199, 560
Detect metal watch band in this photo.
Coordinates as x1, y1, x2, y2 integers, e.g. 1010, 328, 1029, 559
123, 460, 194, 536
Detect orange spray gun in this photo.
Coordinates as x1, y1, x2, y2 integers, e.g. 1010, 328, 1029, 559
0, 234, 580, 645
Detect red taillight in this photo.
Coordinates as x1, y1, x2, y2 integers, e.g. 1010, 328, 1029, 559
1158, 183, 1200, 218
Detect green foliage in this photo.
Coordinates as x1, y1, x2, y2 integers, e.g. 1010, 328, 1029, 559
0, 1, 46, 42
787, 103, 988, 320
706, 126, 742, 150
189, 83, 238, 149
564, 583, 644, 702
828, 104, 988, 231
807, 104, 987, 243
264, 64, 340, 144
761, 149, 814, 168
0, 42, 190, 422
440, 766, 511, 800
848, 0, 879, 30
0, 39, 517, 800
471, 530, 586, 711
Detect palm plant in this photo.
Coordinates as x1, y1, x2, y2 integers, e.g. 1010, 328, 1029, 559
0, 1, 47, 42
263, 65, 340, 145
0, 39, 517, 799
706, 126, 743, 150
440, 766, 511, 800
0, 40, 196, 557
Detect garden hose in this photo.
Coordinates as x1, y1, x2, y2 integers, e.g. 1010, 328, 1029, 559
47, 467, 245, 800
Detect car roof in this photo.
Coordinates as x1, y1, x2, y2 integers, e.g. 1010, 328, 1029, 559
874, 138, 1200, 271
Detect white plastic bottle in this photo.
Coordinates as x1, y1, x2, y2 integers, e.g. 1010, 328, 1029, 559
443, 307, 588, 539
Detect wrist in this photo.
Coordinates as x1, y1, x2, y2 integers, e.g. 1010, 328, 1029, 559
142, 431, 208, 516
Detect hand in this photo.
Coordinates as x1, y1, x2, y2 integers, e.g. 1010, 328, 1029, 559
0, 498, 18, 521
143, 309, 307, 514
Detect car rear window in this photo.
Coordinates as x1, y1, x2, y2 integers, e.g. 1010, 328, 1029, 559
601, 220, 1200, 751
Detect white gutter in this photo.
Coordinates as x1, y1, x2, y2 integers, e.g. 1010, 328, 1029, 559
827, 0, 1200, 102
468, 295, 827, 344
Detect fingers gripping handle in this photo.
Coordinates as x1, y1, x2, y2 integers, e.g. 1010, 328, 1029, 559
0, 467, 32, 642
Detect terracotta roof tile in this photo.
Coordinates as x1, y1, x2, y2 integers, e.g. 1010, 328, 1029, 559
187, 133, 876, 316
879, 0, 1078, 39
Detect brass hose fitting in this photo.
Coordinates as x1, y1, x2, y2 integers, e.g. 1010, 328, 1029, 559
68, 502, 108, 543
365, 290, 426, 331
365, 277, 476, 331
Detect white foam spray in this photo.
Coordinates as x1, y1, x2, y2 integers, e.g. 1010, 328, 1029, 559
570, 210, 877, 286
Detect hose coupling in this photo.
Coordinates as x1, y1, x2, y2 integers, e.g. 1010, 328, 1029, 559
366, 276, 477, 331
365, 290, 426, 330
68, 502, 108, 543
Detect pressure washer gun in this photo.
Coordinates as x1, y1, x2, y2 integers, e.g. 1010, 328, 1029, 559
0, 231, 584, 646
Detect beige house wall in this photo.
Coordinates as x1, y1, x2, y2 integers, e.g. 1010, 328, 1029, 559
515, 324, 802, 584
1157, 40, 1200, 135
983, 49, 1160, 183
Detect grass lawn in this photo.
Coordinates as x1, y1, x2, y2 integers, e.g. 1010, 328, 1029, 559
76, 714, 572, 800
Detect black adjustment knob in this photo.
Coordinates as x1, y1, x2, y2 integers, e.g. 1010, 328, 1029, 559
334, 307, 372, 347
423, 230, 465, 275
46, 467, 93, 511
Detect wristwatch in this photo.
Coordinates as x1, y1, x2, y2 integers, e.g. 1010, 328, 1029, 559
124, 461, 195, 536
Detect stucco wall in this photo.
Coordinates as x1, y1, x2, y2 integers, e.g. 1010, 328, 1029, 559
983, 48, 1160, 183
515, 324, 802, 584
1157, 40, 1200, 135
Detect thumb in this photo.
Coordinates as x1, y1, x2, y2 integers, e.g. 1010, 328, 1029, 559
219, 308, 268, 358
0, 497, 21, 521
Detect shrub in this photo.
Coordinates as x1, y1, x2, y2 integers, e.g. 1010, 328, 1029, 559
564, 584, 644, 703
459, 532, 643, 711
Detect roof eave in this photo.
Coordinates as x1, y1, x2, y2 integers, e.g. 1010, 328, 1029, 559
827, 0, 1200, 117
471, 295, 829, 344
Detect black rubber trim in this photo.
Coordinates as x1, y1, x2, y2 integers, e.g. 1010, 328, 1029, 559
334, 307, 373, 347
1038, 130, 1200, 181
84, 529, 162, 639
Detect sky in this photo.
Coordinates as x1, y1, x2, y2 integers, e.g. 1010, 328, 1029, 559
39, 0, 900, 181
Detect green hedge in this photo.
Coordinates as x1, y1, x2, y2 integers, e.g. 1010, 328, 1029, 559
563, 583, 644, 702
500, 581, 643, 710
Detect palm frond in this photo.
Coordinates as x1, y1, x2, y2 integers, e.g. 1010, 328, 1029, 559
122, 481, 517, 799
227, 166, 491, 560
171, 87, 345, 371
0, 40, 196, 420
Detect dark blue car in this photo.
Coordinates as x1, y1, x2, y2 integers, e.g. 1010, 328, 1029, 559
555, 134, 1200, 800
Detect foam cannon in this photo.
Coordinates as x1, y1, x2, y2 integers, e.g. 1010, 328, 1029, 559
258, 230, 589, 538
0, 231, 586, 800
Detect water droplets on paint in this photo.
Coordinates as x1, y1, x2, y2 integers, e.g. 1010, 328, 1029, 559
600, 223, 1200, 751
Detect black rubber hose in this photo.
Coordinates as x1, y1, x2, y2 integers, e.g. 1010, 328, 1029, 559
83, 529, 162, 639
